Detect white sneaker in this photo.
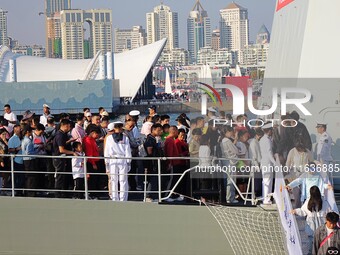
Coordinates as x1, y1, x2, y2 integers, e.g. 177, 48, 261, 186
227, 199, 239, 204
164, 197, 175, 202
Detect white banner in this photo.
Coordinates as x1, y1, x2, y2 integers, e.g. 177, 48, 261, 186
273, 171, 303, 255
325, 188, 339, 214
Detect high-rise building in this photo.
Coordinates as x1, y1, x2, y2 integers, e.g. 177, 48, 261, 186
114, 26, 146, 53
220, 2, 249, 58
45, 0, 71, 58
146, 3, 179, 50
45, 0, 71, 17
46, 13, 62, 58
187, 0, 211, 64
0, 9, 8, 47
211, 29, 220, 50
60, 9, 112, 59
60, 10, 84, 59
256, 24, 270, 44
84, 9, 112, 58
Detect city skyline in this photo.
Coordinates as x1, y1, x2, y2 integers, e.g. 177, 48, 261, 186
1, 0, 276, 48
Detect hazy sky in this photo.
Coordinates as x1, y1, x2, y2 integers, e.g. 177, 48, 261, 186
1, 0, 276, 47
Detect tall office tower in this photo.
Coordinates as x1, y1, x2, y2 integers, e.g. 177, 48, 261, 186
60, 9, 112, 59
84, 9, 112, 58
211, 29, 220, 50
60, 10, 84, 59
146, 3, 179, 50
220, 2, 249, 56
0, 9, 8, 47
187, 0, 211, 64
45, 0, 71, 58
114, 26, 146, 53
45, 0, 71, 17
46, 13, 62, 58
256, 24, 270, 44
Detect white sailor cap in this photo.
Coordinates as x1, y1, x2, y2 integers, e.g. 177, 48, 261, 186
261, 123, 273, 129
43, 104, 50, 109
113, 121, 124, 127
129, 110, 140, 116
101, 111, 109, 117
207, 107, 218, 113
107, 123, 115, 132
316, 121, 327, 128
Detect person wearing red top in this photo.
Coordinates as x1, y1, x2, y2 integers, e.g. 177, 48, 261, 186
175, 128, 190, 199
164, 126, 186, 201
83, 124, 100, 198
164, 126, 180, 170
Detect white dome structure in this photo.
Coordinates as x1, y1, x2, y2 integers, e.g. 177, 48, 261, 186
0, 39, 167, 113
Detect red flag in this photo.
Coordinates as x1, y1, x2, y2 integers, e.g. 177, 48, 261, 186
276, 0, 294, 12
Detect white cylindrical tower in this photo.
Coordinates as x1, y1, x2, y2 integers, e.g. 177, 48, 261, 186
98, 53, 106, 80
106, 52, 113, 80
9, 59, 17, 82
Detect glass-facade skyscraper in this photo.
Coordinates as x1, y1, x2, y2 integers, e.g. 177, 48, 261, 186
45, 0, 71, 17
187, 0, 211, 64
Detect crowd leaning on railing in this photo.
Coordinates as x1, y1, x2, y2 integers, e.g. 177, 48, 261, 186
0, 103, 340, 251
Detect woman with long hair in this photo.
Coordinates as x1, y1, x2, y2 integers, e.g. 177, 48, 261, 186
286, 140, 313, 208
291, 186, 331, 254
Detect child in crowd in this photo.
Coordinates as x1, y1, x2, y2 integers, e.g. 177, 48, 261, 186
72, 142, 85, 199
161, 124, 170, 141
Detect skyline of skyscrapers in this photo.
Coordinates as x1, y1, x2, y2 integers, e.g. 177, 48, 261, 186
220, 2, 249, 60
146, 3, 179, 51
1, 1, 269, 66
187, 0, 211, 64
0, 9, 8, 47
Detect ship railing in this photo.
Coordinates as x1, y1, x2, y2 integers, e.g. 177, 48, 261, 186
0, 154, 338, 204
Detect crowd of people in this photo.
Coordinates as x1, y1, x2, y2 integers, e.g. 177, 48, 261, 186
0, 103, 339, 253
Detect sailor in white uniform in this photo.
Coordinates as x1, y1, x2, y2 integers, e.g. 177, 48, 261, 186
316, 122, 333, 165
129, 110, 141, 141
259, 123, 278, 205
104, 121, 132, 201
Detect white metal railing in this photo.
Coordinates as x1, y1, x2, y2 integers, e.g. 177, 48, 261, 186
0, 154, 339, 203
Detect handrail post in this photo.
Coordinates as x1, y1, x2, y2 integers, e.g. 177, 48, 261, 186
10, 155, 15, 197
83, 157, 89, 200
157, 158, 161, 202
251, 163, 255, 205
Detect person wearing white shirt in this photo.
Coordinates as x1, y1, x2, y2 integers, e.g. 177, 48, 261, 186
104, 121, 131, 201
248, 129, 264, 197
291, 186, 331, 255
220, 126, 239, 203
316, 123, 333, 165
71, 142, 85, 199
259, 123, 278, 205
3, 104, 17, 134
39, 104, 52, 126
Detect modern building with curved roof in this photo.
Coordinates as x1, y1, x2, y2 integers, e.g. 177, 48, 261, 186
0, 38, 166, 114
